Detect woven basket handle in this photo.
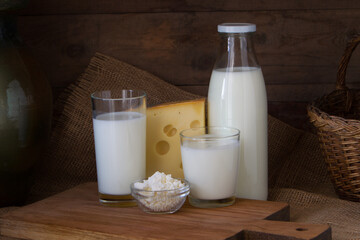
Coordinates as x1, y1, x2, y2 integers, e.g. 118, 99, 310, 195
336, 34, 360, 90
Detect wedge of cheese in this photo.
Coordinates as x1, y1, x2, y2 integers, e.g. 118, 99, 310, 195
146, 99, 206, 178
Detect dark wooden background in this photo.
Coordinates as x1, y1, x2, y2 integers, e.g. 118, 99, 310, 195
14, 0, 360, 129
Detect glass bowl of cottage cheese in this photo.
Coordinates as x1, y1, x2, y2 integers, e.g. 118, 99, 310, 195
130, 171, 190, 214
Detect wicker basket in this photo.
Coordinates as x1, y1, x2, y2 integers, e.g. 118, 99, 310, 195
307, 34, 360, 202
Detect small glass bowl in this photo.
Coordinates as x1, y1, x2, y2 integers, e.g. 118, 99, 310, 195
130, 179, 190, 214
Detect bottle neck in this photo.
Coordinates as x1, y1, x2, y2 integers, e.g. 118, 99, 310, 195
214, 32, 259, 70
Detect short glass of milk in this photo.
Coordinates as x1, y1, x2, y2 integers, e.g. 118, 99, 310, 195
91, 89, 146, 207
180, 127, 240, 208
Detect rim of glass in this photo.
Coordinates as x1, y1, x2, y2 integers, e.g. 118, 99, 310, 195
130, 178, 190, 193
179, 126, 240, 141
91, 89, 146, 100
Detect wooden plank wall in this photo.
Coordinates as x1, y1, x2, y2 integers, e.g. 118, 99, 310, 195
14, 0, 360, 129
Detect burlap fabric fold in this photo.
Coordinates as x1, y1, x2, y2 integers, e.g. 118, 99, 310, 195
9, 53, 360, 239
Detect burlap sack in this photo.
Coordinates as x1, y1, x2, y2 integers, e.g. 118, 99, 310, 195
19, 53, 360, 239
28, 53, 201, 201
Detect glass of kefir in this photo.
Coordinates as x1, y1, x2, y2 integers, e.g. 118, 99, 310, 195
91, 89, 146, 207
180, 127, 240, 208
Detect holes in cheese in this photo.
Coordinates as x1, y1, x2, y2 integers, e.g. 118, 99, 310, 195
163, 124, 177, 137
156, 140, 170, 155
146, 99, 206, 178
190, 120, 200, 128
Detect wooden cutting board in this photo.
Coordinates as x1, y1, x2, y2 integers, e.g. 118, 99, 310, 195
0, 182, 331, 240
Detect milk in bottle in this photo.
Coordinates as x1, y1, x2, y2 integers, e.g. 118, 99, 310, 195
207, 23, 268, 200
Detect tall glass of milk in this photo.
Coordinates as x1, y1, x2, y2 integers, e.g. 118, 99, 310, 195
207, 23, 268, 200
91, 89, 146, 207
180, 127, 240, 208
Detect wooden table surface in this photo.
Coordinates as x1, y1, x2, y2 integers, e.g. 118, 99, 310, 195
0, 182, 331, 239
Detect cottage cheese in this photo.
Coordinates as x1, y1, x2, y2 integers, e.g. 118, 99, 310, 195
134, 171, 187, 212
134, 171, 184, 191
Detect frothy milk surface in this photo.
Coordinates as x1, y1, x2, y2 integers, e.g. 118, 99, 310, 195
93, 112, 146, 195
181, 138, 239, 200
208, 67, 268, 200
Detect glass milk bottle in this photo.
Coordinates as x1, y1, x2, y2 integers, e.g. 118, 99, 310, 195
207, 23, 268, 200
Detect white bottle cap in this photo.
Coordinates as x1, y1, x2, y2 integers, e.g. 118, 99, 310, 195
217, 23, 256, 33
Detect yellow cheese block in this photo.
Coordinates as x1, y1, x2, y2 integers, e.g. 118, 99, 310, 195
146, 99, 206, 178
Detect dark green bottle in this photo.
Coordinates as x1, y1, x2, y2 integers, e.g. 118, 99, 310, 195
0, 2, 52, 206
